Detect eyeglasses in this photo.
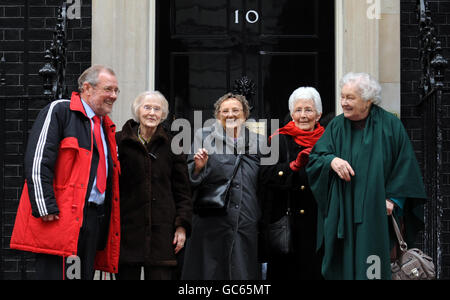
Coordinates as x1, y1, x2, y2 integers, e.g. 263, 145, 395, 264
142, 105, 162, 113
293, 108, 315, 115
220, 108, 243, 116
96, 86, 120, 96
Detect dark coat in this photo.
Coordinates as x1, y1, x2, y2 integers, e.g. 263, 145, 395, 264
116, 120, 192, 267
181, 122, 262, 280
259, 133, 323, 280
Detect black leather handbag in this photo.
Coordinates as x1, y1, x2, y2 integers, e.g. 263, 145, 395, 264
194, 155, 242, 216
268, 209, 293, 255
267, 136, 293, 255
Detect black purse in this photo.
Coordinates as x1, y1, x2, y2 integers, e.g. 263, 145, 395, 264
267, 136, 293, 255
268, 206, 293, 255
194, 155, 242, 217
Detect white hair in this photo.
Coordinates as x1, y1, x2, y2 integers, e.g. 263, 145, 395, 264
131, 91, 169, 122
340, 72, 382, 104
288, 87, 323, 115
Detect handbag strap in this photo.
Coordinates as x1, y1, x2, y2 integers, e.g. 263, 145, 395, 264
224, 154, 243, 194
231, 154, 242, 179
391, 215, 408, 252
284, 136, 292, 215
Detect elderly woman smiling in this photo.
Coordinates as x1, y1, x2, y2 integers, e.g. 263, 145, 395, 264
259, 87, 325, 280
182, 92, 262, 280
115, 91, 192, 280
306, 73, 427, 280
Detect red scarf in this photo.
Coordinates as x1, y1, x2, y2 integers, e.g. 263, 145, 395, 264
270, 121, 325, 148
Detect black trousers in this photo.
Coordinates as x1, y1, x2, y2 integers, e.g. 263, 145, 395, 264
116, 265, 175, 280
34, 205, 105, 280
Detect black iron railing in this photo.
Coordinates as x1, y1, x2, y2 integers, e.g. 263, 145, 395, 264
416, 0, 449, 279
0, 55, 5, 280
39, 3, 68, 100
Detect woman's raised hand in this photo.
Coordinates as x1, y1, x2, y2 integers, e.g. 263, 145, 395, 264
193, 148, 209, 175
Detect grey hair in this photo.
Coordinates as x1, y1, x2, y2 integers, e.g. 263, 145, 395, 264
131, 91, 169, 122
213, 93, 251, 120
340, 72, 382, 104
288, 87, 323, 115
78, 65, 116, 92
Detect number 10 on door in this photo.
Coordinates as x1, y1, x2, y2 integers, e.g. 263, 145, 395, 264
235, 10, 260, 24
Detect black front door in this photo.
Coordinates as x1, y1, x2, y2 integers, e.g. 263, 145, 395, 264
156, 0, 335, 127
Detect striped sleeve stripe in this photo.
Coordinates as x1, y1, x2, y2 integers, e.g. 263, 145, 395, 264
32, 100, 70, 217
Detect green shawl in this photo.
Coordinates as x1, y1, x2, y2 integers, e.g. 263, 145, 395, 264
306, 105, 427, 280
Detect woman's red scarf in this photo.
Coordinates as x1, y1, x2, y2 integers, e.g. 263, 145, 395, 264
270, 121, 325, 148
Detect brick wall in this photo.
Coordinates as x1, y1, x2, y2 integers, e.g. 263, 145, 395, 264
401, 0, 450, 279
0, 0, 91, 279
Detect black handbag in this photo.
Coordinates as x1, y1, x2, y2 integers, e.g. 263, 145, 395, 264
267, 136, 293, 255
193, 155, 242, 216
390, 215, 435, 280
268, 208, 293, 255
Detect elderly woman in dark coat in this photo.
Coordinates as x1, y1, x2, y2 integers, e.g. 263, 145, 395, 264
259, 87, 325, 280
115, 91, 192, 280
181, 93, 262, 280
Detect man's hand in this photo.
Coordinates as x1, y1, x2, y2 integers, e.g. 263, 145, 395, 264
41, 214, 59, 222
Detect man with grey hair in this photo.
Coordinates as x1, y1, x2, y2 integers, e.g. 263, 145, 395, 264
10, 65, 121, 280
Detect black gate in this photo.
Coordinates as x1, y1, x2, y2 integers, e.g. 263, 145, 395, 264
416, 0, 449, 279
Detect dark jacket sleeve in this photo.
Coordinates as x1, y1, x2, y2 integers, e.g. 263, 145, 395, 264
259, 134, 295, 189
115, 131, 122, 145
171, 152, 193, 236
24, 101, 68, 218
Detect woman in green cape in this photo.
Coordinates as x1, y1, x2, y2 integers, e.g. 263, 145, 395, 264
306, 72, 427, 280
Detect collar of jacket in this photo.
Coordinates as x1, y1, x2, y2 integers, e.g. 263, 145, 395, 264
69, 92, 116, 133
121, 119, 169, 145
